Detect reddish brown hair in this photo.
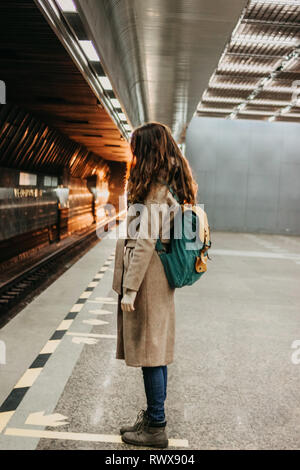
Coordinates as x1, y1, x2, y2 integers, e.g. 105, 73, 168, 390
127, 122, 197, 204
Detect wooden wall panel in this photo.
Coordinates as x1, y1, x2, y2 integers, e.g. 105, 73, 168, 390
0, 0, 131, 163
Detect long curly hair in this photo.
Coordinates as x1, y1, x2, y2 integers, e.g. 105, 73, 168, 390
127, 122, 198, 205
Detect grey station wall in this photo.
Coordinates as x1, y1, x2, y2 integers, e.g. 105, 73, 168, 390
185, 116, 300, 235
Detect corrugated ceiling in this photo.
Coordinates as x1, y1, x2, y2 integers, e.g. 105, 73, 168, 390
197, 0, 300, 123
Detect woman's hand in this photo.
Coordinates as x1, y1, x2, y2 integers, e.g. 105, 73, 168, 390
121, 288, 137, 312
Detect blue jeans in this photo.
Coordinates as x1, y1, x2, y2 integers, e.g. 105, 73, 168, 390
142, 366, 167, 426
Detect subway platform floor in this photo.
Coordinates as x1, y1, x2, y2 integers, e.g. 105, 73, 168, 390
0, 226, 300, 450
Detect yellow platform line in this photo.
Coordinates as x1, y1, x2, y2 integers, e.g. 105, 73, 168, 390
70, 304, 84, 313
57, 319, 73, 331
94, 274, 104, 280
80, 292, 92, 299
40, 340, 61, 355
66, 332, 116, 339
88, 282, 99, 288
14, 368, 43, 389
0, 412, 15, 433
5, 428, 189, 447
0, 253, 114, 435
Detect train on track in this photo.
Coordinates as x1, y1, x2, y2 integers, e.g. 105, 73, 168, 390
0, 166, 112, 268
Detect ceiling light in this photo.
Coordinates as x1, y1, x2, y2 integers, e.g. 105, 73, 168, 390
111, 98, 121, 108
98, 76, 113, 90
56, 0, 77, 12
124, 124, 131, 131
248, 92, 257, 100
38, 0, 55, 25
202, 96, 241, 104
280, 112, 300, 118
265, 86, 295, 93
118, 113, 127, 121
209, 83, 255, 91
240, 110, 274, 116
219, 63, 275, 74
250, 0, 300, 5
251, 99, 291, 106
281, 106, 292, 114
78, 40, 100, 62
259, 77, 272, 87
231, 35, 299, 47
281, 57, 299, 72
71, 37, 88, 66
47, 0, 60, 16
198, 107, 233, 113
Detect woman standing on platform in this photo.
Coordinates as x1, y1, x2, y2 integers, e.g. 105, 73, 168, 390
112, 122, 197, 448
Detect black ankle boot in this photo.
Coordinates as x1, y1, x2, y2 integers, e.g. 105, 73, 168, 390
121, 422, 168, 448
120, 409, 149, 435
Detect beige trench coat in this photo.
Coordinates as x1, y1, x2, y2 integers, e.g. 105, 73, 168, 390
112, 179, 181, 367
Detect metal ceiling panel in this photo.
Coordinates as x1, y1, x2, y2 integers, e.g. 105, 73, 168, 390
75, 0, 247, 140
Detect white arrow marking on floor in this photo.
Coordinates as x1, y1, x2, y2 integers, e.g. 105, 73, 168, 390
25, 412, 69, 427
67, 332, 116, 339
89, 309, 113, 315
95, 297, 115, 302
83, 319, 109, 326
72, 337, 99, 345
88, 300, 117, 305
5, 428, 189, 448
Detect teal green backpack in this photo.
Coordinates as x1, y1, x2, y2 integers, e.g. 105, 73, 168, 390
155, 184, 211, 288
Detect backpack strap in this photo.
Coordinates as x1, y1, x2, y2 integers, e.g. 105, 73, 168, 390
155, 238, 167, 255
190, 205, 211, 248
156, 180, 180, 204
167, 184, 180, 204
154, 181, 180, 254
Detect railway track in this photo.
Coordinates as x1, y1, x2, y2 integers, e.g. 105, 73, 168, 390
0, 213, 123, 322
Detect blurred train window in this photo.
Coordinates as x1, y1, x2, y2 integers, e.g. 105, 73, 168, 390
0, 80, 6, 104
52, 177, 58, 187
44, 176, 58, 187
19, 172, 37, 186
44, 176, 52, 187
